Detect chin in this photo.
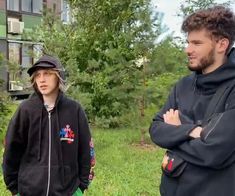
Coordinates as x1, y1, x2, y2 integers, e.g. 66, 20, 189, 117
187, 65, 201, 72
39, 90, 49, 95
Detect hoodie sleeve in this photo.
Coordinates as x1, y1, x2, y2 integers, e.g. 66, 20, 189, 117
173, 89, 235, 169
77, 106, 94, 192
149, 85, 197, 149
3, 105, 28, 195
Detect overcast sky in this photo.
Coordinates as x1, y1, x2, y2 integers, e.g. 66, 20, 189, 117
151, 0, 235, 39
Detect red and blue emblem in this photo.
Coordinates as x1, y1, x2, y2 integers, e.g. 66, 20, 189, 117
59, 124, 75, 144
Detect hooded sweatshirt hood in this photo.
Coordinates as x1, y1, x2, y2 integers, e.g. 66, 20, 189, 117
195, 48, 235, 94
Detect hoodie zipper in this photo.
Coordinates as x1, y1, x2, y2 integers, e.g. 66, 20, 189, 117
46, 111, 52, 196
204, 113, 223, 140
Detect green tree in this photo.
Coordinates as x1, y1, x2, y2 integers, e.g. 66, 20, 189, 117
134, 37, 188, 143
30, 0, 165, 128
179, 0, 232, 17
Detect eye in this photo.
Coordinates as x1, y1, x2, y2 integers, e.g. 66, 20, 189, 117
193, 41, 203, 45
44, 71, 53, 76
35, 72, 41, 78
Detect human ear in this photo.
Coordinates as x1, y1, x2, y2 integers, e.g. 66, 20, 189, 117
217, 38, 229, 53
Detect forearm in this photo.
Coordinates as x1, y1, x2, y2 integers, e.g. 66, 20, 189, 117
149, 120, 196, 149
3, 148, 20, 194
78, 107, 94, 190
174, 111, 235, 168
78, 138, 91, 191
150, 108, 197, 149
3, 131, 25, 193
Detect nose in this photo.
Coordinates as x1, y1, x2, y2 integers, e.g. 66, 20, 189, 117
38, 74, 46, 83
185, 43, 193, 55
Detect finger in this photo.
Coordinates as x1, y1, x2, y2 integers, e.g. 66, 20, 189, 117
165, 111, 170, 116
169, 109, 174, 115
174, 110, 179, 116
163, 114, 167, 122
164, 114, 170, 123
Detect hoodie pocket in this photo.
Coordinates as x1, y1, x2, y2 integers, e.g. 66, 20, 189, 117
161, 150, 187, 178
18, 166, 47, 195
19, 165, 77, 195
50, 165, 75, 192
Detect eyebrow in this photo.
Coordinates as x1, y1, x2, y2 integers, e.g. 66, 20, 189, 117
187, 39, 204, 44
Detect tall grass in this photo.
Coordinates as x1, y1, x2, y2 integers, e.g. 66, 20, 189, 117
86, 129, 164, 195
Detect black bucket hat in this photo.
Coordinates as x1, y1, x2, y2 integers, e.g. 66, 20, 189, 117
27, 54, 64, 76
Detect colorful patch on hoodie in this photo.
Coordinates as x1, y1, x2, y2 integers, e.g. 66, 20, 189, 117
89, 138, 96, 183
59, 125, 75, 144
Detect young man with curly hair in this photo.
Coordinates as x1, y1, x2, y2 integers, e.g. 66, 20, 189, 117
150, 5, 235, 196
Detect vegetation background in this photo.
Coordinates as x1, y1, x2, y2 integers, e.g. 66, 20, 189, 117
0, 0, 231, 195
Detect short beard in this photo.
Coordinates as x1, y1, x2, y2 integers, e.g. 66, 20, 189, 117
188, 48, 215, 72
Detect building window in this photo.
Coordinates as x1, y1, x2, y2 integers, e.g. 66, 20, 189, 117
33, 0, 43, 14
7, 0, 43, 14
8, 42, 21, 87
7, 42, 42, 91
21, 0, 43, 14
33, 44, 43, 63
61, 0, 71, 23
22, 0, 32, 12
22, 44, 32, 68
8, 42, 21, 65
8, 42, 42, 67
7, 0, 20, 11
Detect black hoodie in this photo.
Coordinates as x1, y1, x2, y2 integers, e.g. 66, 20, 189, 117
149, 48, 235, 196
3, 91, 93, 196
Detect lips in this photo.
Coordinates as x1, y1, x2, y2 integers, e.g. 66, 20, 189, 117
39, 85, 48, 90
188, 56, 197, 63
188, 56, 196, 60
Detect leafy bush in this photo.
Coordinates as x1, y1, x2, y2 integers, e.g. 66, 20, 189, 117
0, 148, 11, 196
0, 53, 13, 144
0, 92, 10, 143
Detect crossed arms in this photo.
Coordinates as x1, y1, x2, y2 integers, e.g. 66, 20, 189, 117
149, 86, 235, 169
163, 109, 202, 139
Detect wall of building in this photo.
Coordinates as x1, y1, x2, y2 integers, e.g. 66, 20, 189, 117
46, 0, 62, 15
22, 14, 42, 35
0, 0, 5, 10
0, 39, 7, 91
0, 10, 6, 38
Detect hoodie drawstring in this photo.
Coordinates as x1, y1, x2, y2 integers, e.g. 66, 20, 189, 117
37, 106, 43, 161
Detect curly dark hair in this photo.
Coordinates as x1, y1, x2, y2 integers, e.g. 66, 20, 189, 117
182, 5, 235, 52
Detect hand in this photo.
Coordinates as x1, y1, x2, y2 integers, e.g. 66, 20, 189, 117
162, 154, 169, 170
189, 127, 202, 138
163, 109, 181, 126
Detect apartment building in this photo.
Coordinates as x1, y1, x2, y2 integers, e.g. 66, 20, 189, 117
0, 0, 69, 98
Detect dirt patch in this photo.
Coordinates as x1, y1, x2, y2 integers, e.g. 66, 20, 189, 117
130, 143, 159, 151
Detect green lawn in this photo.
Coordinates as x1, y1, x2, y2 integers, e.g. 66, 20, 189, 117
0, 128, 164, 196
86, 129, 164, 195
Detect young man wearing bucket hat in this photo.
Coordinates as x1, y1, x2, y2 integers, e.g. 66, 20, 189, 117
3, 54, 95, 196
